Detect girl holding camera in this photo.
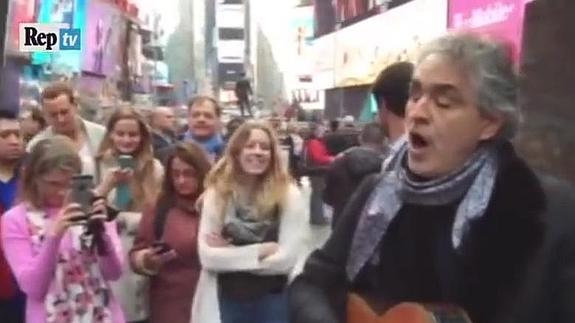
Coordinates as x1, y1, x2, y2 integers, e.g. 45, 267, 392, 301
95, 107, 163, 323
192, 121, 309, 323
1, 136, 124, 322
130, 142, 212, 323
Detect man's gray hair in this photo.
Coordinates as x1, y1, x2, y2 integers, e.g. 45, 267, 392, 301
418, 33, 520, 139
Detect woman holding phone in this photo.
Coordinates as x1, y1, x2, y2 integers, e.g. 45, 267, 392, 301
1, 136, 124, 322
95, 107, 164, 323
130, 142, 212, 323
192, 121, 309, 323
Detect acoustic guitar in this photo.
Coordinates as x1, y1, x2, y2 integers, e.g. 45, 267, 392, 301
347, 293, 472, 323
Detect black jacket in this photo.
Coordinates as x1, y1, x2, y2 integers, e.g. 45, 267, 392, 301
289, 143, 575, 323
323, 146, 386, 227
324, 130, 360, 156
152, 131, 175, 160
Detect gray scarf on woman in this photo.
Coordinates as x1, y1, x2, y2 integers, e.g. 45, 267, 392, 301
346, 140, 500, 281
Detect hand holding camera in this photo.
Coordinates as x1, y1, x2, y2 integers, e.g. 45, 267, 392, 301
47, 198, 107, 238
47, 203, 86, 238
98, 168, 133, 195
111, 168, 133, 184
96, 155, 135, 197
48, 175, 109, 236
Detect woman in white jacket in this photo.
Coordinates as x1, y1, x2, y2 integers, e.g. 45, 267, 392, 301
95, 107, 164, 323
192, 121, 309, 323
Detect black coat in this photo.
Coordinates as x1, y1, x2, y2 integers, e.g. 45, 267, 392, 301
323, 146, 386, 227
288, 143, 575, 323
151, 131, 175, 160
324, 130, 360, 156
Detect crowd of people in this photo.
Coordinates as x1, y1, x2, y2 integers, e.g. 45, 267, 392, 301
1, 32, 575, 323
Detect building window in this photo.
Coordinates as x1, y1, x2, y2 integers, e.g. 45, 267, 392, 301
219, 28, 244, 40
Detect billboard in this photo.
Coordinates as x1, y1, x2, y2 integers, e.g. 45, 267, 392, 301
334, 0, 380, 24
82, 0, 127, 77
333, 0, 448, 87
448, 0, 530, 63
216, 3, 245, 64
292, 6, 315, 79
290, 5, 319, 109
313, 0, 414, 37
312, 33, 336, 90
218, 62, 244, 83
6, 0, 36, 56
217, 40, 245, 63
313, 0, 337, 37
31, 0, 86, 73
216, 4, 244, 29
32, 0, 73, 65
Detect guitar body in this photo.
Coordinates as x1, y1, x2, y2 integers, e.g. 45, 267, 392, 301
347, 293, 472, 323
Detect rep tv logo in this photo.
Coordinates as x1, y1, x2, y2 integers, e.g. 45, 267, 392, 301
19, 23, 81, 52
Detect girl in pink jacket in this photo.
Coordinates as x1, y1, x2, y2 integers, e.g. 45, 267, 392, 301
1, 136, 125, 323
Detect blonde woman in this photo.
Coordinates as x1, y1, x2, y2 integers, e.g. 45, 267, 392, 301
192, 121, 309, 323
95, 107, 163, 323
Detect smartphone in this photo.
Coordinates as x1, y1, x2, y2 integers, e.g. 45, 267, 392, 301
68, 213, 90, 223
116, 155, 134, 211
70, 175, 95, 216
118, 155, 134, 170
152, 241, 172, 254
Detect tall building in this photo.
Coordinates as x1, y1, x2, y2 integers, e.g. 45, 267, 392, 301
214, 0, 246, 103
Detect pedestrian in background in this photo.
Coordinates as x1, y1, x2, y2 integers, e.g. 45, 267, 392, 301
28, 82, 106, 176
324, 117, 359, 156
149, 107, 178, 159
283, 123, 304, 183
235, 74, 253, 118
131, 142, 212, 323
95, 107, 164, 323
371, 61, 414, 165
302, 122, 334, 225
323, 122, 387, 227
224, 117, 245, 143
20, 107, 46, 144
0, 109, 26, 323
192, 121, 308, 323
183, 96, 225, 162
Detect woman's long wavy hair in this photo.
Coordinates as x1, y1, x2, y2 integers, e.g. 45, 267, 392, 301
156, 142, 212, 211
205, 121, 292, 219
96, 107, 159, 211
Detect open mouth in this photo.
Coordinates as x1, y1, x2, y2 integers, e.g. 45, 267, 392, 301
409, 132, 430, 150
119, 146, 136, 153
248, 159, 265, 166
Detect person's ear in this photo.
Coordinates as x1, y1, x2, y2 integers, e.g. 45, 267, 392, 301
479, 114, 504, 141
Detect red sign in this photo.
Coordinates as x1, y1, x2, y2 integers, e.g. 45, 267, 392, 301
7, 0, 36, 54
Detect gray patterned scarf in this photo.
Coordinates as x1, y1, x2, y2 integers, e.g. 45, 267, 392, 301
346, 140, 500, 281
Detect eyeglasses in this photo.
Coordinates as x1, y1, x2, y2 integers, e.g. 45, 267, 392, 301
38, 178, 72, 191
